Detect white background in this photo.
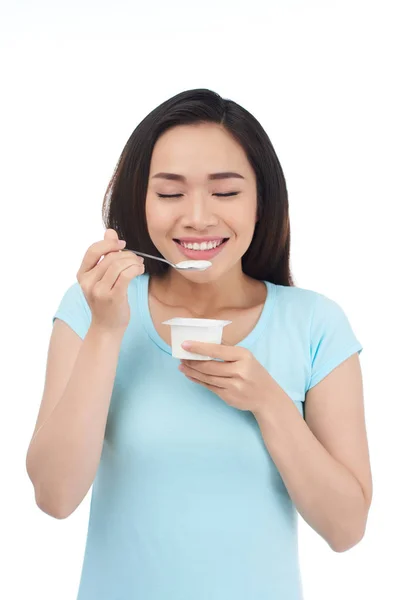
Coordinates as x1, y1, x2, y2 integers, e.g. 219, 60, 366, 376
1, 0, 398, 598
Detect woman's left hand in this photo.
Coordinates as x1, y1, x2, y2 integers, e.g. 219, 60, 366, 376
178, 341, 286, 415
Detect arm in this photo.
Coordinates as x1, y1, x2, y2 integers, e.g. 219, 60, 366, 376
26, 320, 125, 519
253, 352, 373, 552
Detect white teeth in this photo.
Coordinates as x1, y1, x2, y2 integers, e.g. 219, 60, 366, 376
180, 240, 223, 250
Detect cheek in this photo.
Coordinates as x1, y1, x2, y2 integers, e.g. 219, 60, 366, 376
146, 199, 176, 236
223, 203, 257, 238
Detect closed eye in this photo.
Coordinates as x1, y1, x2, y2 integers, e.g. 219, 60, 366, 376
157, 192, 240, 198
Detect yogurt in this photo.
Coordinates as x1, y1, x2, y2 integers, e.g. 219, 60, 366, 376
175, 260, 212, 271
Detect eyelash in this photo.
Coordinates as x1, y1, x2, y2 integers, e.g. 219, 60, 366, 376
157, 192, 240, 199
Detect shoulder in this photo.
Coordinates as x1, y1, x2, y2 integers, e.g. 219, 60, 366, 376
58, 280, 89, 309
273, 284, 361, 351
269, 283, 354, 340
272, 282, 344, 316
270, 282, 318, 315
53, 281, 92, 339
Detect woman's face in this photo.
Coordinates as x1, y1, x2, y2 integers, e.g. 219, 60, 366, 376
145, 122, 258, 281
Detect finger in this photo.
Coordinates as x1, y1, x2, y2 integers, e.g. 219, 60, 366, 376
97, 256, 144, 292
112, 262, 145, 294
82, 251, 143, 290
181, 341, 244, 361
184, 374, 226, 396
104, 228, 119, 242
77, 237, 127, 278
180, 359, 234, 377
179, 364, 227, 389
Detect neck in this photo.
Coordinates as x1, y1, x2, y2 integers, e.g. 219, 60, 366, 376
151, 265, 255, 316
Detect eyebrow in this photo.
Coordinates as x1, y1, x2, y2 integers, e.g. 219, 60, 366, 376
151, 171, 245, 182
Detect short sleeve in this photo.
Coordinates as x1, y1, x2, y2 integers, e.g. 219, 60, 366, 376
307, 293, 363, 391
52, 282, 92, 340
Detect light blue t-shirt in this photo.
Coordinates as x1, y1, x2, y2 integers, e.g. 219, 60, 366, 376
52, 273, 362, 600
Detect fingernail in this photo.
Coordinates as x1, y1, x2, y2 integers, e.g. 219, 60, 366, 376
118, 240, 126, 248
182, 341, 191, 350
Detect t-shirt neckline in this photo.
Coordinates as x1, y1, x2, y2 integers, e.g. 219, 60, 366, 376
136, 273, 276, 356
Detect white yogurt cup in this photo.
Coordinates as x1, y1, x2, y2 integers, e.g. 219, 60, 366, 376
162, 317, 232, 360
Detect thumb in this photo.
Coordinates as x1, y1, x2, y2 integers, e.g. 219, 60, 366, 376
104, 228, 119, 242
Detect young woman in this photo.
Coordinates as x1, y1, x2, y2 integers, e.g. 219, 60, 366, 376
26, 89, 372, 600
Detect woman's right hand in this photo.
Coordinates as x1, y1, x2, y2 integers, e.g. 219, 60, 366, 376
76, 228, 145, 333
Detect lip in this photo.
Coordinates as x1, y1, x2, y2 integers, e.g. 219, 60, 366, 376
174, 236, 227, 243
174, 238, 229, 260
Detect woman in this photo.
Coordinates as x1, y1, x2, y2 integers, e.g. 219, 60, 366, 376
26, 89, 372, 600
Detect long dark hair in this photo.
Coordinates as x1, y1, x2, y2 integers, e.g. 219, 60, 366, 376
102, 89, 294, 286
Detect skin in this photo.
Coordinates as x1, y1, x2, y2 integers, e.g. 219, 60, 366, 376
144, 122, 372, 552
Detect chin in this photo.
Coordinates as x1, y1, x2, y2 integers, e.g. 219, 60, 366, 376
174, 267, 215, 282
184, 262, 237, 283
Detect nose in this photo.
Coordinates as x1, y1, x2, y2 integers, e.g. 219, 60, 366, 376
180, 195, 218, 230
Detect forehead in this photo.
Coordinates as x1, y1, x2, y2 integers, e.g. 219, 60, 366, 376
149, 123, 253, 179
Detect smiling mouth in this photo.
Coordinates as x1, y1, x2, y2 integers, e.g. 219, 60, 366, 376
173, 238, 229, 259
174, 238, 228, 251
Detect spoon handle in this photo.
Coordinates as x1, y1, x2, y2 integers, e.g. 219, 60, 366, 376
124, 249, 174, 267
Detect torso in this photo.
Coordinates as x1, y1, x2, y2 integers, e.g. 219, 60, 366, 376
148, 276, 268, 347
76, 274, 305, 599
